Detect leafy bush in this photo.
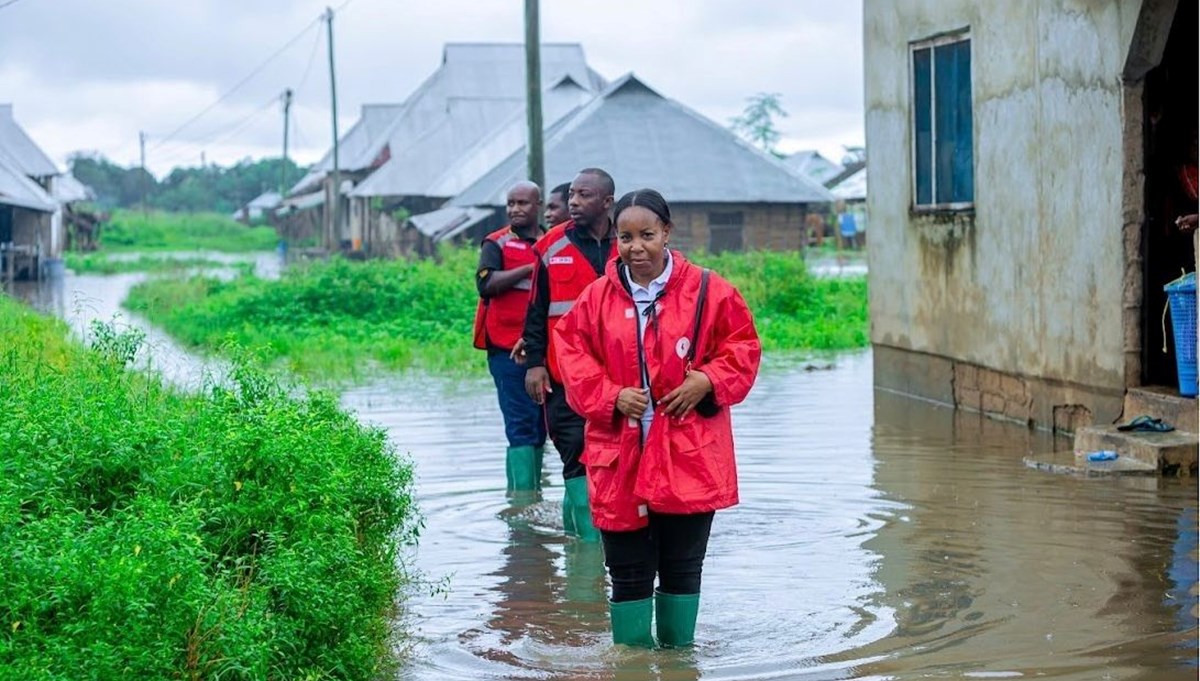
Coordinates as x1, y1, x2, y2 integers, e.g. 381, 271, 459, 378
691, 250, 869, 352
65, 252, 234, 275
124, 246, 868, 381
0, 297, 419, 679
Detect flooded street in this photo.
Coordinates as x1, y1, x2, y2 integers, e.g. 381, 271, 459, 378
11, 272, 1198, 681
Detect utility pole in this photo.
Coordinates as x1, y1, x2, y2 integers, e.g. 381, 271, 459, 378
281, 88, 293, 196
138, 130, 148, 214
524, 0, 544, 194
325, 7, 341, 248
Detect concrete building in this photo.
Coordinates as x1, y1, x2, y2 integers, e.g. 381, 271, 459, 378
864, 0, 1195, 432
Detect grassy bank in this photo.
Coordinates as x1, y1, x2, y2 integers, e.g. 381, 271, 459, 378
98, 209, 279, 253
0, 296, 418, 679
124, 247, 866, 381
691, 250, 868, 351
65, 252, 237, 275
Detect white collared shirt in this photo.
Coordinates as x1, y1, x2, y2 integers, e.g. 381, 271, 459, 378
622, 251, 674, 439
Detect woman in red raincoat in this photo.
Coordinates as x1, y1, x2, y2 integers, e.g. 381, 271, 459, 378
553, 188, 761, 648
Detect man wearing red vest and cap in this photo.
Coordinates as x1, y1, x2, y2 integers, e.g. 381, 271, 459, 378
474, 181, 548, 491
523, 168, 617, 542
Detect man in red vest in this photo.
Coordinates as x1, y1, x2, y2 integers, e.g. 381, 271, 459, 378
474, 181, 547, 491
523, 168, 617, 542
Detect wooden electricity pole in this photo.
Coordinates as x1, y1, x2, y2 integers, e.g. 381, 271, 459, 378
524, 0, 544, 193
138, 130, 148, 215
281, 88, 293, 196
325, 7, 341, 246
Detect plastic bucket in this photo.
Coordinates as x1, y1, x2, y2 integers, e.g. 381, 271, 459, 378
1164, 272, 1197, 397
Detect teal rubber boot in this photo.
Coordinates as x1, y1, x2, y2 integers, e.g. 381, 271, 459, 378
654, 589, 700, 647
609, 597, 654, 647
505, 445, 539, 491
564, 476, 600, 543
561, 486, 577, 536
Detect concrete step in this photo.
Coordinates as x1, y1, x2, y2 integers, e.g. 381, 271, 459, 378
1023, 449, 1157, 477
1073, 425, 1198, 476
1123, 386, 1198, 433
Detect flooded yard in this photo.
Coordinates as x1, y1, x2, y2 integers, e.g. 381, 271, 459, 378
11, 270, 1197, 681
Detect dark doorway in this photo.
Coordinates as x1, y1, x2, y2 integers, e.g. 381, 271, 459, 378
1142, 0, 1197, 388
0, 207, 12, 243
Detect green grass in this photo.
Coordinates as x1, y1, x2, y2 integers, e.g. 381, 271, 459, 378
691, 250, 869, 352
98, 210, 279, 253
125, 248, 480, 381
0, 296, 419, 680
124, 246, 868, 381
65, 252, 238, 275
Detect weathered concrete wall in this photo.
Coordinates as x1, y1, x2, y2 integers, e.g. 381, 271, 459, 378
865, 0, 1145, 427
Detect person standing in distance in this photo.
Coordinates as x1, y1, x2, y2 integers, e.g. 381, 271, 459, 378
523, 168, 618, 542
473, 181, 547, 491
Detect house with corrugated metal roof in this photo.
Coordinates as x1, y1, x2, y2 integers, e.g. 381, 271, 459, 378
449, 73, 834, 253
280, 43, 605, 254
0, 104, 66, 281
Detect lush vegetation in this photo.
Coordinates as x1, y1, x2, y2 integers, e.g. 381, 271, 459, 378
96, 210, 279, 253
692, 250, 869, 351
70, 154, 306, 215
65, 252, 238, 275
124, 247, 867, 381
0, 296, 419, 679
126, 248, 479, 380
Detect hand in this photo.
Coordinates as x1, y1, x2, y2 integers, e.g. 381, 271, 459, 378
509, 338, 527, 365
525, 366, 551, 404
1176, 214, 1198, 233
660, 370, 714, 418
616, 387, 650, 419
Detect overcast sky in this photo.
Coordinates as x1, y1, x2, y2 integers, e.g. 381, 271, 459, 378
0, 0, 864, 177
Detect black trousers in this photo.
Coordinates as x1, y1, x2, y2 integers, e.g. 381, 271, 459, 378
546, 378, 586, 480
602, 511, 715, 602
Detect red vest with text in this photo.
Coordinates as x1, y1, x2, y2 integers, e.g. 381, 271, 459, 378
473, 226, 537, 351
535, 221, 617, 382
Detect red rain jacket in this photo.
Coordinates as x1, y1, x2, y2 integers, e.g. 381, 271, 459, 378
553, 252, 761, 531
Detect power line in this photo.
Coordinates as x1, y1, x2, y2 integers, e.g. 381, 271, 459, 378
150, 16, 322, 152
151, 96, 280, 168
0, 0, 29, 11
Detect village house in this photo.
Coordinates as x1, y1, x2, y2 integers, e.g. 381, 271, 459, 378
287, 42, 834, 256
0, 104, 74, 280
448, 73, 834, 254
279, 43, 605, 254
863, 1, 1197, 451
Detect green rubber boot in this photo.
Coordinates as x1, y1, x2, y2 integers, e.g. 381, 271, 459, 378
561, 486, 577, 536
654, 589, 700, 647
505, 445, 539, 491
609, 597, 654, 647
564, 475, 600, 543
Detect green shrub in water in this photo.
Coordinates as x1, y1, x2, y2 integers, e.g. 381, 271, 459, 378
0, 297, 419, 679
124, 246, 867, 381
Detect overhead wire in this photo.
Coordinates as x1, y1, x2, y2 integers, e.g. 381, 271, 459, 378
149, 14, 322, 153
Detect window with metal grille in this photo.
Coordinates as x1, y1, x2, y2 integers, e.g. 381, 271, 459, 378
708, 211, 743, 253
912, 33, 974, 209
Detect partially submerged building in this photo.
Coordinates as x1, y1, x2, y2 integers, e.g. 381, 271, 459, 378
0, 104, 72, 280
863, 0, 1196, 434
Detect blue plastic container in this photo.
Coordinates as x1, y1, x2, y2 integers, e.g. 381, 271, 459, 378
1164, 272, 1197, 397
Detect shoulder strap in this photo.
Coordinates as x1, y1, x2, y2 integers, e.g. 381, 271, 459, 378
686, 268, 710, 365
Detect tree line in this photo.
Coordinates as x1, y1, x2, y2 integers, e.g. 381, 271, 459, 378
69, 154, 308, 215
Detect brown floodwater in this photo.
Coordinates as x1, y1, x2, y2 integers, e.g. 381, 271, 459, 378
12, 270, 1198, 681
